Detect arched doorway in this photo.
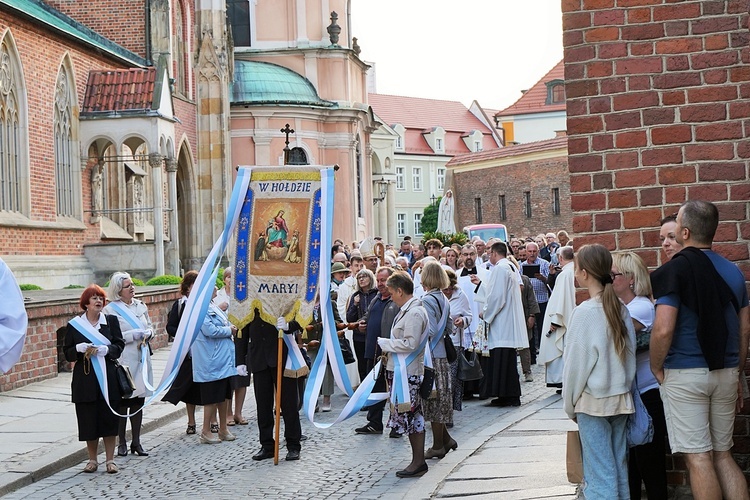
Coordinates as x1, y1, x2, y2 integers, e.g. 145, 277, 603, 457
176, 141, 199, 271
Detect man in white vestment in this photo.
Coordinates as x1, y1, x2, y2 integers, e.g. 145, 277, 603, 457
538, 246, 576, 389
0, 257, 27, 373
476, 242, 528, 406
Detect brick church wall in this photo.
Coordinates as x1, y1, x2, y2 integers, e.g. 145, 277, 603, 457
44, 0, 148, 58
0, 12, 132, 256
562, 0, 750, 489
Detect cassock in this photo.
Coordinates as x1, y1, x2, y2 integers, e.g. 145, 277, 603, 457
477, 258, 528, 405
0, 258, 27, 373
538, 261, 576, 387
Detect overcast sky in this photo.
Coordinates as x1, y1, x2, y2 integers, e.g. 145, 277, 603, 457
350, 0, 564, 111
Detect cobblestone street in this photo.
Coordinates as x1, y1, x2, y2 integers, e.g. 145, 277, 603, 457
4, 363, 567, 500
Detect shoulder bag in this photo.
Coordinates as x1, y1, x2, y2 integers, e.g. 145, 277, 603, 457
626, 377, 654, 447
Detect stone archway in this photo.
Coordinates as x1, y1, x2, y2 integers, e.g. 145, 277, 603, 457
175, 141, 199, 271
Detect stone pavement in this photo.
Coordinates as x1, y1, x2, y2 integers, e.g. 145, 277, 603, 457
1, 346, 578, 499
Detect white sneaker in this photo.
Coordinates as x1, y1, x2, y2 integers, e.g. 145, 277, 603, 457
321, 402, 332, 412
524, 373, 534, 382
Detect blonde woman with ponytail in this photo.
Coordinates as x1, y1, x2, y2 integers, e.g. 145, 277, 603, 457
562, 244, 636, 499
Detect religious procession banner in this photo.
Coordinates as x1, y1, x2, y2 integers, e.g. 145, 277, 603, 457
229, 166, 333, 331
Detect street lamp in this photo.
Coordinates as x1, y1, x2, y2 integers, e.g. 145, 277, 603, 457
430, 194, 437, 206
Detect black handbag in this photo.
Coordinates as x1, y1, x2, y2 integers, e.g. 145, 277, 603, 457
457, 349, 483, 381
419, 366, 435, 399
457, 326, 483, 381
339, 336, 356, 364
114, 360, 136, 398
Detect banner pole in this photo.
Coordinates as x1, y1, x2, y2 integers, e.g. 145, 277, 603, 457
274, 329, 283, 465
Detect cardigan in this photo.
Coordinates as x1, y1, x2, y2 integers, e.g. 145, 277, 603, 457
562, 298, 636, 419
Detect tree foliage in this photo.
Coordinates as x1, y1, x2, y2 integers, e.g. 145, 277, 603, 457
420, 196, 441, 234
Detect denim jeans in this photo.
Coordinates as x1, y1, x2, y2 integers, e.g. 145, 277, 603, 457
577, 412, 629, 499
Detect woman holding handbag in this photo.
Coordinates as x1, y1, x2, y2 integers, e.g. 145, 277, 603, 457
377, 271, 430, 478
442, 269, 473, 412
63, 285, 125, 474
562, 244, 636, 498
419, 261, 458, 459
103, 272, 154, 457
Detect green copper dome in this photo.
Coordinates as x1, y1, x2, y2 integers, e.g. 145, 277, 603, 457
231, 60, 335, 107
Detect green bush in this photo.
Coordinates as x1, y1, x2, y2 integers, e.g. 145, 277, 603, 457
63, 284, 84, 289
19, 284, 43, 291
420, 231, 468, 247
146, 275, 182, 286
216, 277, 225, 290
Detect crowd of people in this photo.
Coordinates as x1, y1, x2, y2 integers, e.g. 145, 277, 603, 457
59, 200, 750, 500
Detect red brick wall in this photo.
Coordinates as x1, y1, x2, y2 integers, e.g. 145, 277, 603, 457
0, 287, 179, 392
0, 13, 131, 255
562, 0, 750, 490
0, 10, 198, 256
44, 0, 147, 58
452, 153, 573, 239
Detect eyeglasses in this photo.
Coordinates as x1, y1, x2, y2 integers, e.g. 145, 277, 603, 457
357, 276, 369, 280
124, 283, 135, 289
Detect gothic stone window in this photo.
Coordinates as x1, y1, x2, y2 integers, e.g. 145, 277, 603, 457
0, 34, 27, 214
54, 65, 76, 217
174, 0, 188, 96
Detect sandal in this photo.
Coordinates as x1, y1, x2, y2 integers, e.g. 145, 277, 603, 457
226, 419, 236, 427
235, 416, 249, 425
186, 424, 196, 435
105, 460, 118, 474
83, 460, 98, 473
210, 423, 219, 433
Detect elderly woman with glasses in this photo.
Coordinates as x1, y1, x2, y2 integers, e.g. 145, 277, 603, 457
347, 269, 378, 382
103, 272, 154, 458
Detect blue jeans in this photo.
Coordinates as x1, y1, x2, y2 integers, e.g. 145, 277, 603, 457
577, 412, 629, 499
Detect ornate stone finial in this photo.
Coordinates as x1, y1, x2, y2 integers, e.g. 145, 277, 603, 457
327, 11, 341, 46
352, 37, 361, 56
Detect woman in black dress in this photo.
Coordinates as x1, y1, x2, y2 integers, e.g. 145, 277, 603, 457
63, 284, 125, 474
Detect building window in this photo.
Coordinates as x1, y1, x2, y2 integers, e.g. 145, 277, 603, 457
412, 167, 422, 191
355, 140, 363, 218
0, 35, 27, 214
287, 147, 308, 165
54, 66, 76, 217
174, 0, 188, 96
227, 0, 251, 47
474, 140, 482, 152
395, 134, 403, 150
546, 79, 566, 105
437, 168, 445, 192
397, 213, 406, 236
474, 197, 482, 224
552, 188, 561, 216
499, 194, 506, 221
524, 191, 532, 218
435, 138, 443, 152
414, 213, 423, 235
396, 167, 405, 190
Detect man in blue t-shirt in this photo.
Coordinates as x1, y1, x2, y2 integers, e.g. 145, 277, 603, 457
650, 200, 750, 500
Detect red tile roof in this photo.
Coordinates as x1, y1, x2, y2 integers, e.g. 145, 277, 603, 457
446, 136, 567, 167
82, 68, 156, 113
368, 93, 499, 155
496, 60, 565, 118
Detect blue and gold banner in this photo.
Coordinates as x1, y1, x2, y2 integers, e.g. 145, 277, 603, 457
229, 166, 328, 329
